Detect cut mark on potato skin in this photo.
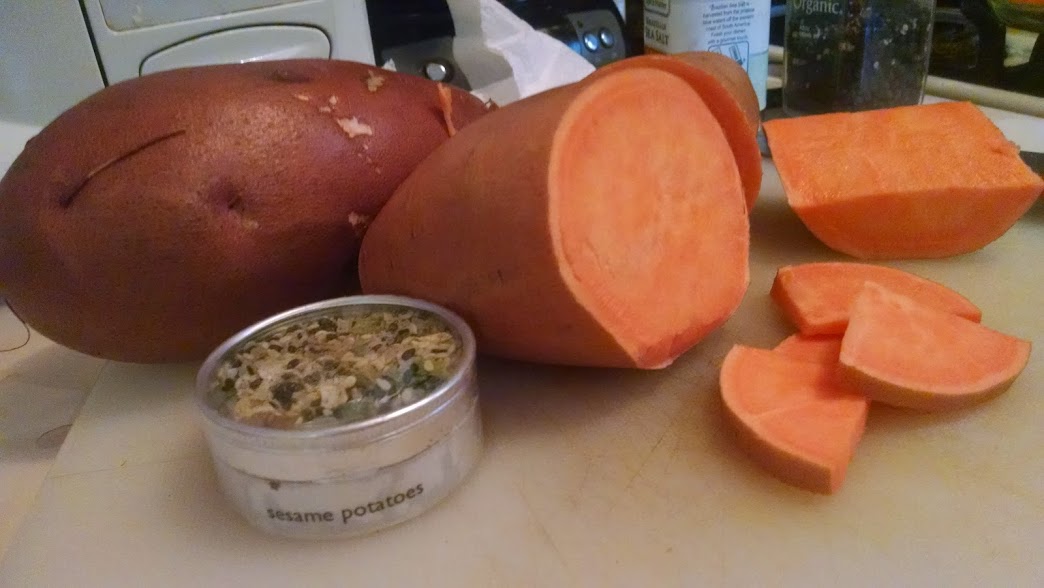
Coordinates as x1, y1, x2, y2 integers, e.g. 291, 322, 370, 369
60, 129, 186, 208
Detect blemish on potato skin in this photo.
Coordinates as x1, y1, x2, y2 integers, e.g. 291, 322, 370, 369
336, 117, 374, 138
294, 94, 311, 102
347, 212, 372, 235
207, 177, 258, 230
60, 129, 186, 208
270, 69, 313, 84
365, 71, 386, 92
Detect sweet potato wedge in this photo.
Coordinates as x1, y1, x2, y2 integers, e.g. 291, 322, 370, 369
721, 345, 869, 494
839, 282, 1032, 411
763, 102, 1043, 259
771, 262, 982, 335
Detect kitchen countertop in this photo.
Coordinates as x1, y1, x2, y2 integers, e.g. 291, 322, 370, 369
0, 121, 109, 556
0, 104, 1041, 586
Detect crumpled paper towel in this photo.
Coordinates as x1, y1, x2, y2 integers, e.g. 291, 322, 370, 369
445, 0, 596, 105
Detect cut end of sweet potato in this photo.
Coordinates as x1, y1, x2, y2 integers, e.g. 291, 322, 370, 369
360, 68, 749, 369
591, 53, 763, 213
720, 345, 869, 494
771, 262, 982, 335
551, 70, 750, 368
764, 102, 1044, 259
839, 282, 1032, 411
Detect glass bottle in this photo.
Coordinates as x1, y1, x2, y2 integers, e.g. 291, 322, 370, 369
645, 0, 772, 110
783, 0, 938, 116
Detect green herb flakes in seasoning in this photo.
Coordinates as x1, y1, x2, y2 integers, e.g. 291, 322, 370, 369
213, 307, 462, 429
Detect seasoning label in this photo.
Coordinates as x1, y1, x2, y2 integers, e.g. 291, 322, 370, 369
644, 0, 771, 109
263, 483, 425, 526
209, 399, 484, 540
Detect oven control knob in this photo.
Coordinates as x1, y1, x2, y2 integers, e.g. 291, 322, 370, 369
599, 28, 616, 48
583, 32, 600, 52
423, 61, 451, 82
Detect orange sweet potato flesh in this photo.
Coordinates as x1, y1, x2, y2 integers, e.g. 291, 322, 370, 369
591, 52, 763, 212
720, 345, 869, 494
839, 282, 1032, 411
774, 334, 843, 363
359, 69, 750, 368
763, 102, 1044, 259
771, 262, 982, 335
0, 59, 490, 362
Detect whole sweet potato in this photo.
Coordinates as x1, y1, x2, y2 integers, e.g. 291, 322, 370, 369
0, 59, 489, 363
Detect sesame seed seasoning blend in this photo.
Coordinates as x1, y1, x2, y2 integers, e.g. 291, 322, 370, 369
213, 307, 462, 429
195, 296, 483, 540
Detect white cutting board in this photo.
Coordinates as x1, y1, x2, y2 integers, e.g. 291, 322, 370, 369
1, 107, 1042, 586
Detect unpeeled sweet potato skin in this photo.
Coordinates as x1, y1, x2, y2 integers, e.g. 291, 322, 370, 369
0, 59, 489, 363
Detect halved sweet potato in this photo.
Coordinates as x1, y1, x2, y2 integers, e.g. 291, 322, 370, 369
771, 262, 982, 335
721, 345, 869, 494
763, 102, 1043, 259
359, 68, 749, 368
839, 282, 1032, 411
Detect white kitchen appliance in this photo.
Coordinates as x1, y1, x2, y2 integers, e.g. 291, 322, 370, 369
0, 0, 373, 126
0, 0, 626, 128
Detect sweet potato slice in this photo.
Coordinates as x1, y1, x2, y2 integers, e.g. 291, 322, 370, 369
359, 69, 749, 368
763, 101, 1044, 259
771, 262, 982, 335
839, 282, 1032, 411
720, 345, 869, 494
774, 334, 843, 363
591, 52, 763, 212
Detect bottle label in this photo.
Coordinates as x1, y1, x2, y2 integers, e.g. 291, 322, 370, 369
782, 1, 934, 115
789, 0, 846, 16
644, 0, 771, 109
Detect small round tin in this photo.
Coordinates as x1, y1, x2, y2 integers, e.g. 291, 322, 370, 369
195, 295, 482, 540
